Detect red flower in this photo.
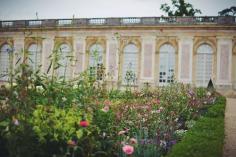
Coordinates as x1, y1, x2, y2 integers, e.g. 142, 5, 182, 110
79, 120, 89, 127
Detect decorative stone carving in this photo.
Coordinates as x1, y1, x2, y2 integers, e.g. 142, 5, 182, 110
120, 36, 141, 53
54, 36, 73, 50
0, 37, 13, 48
156, 37, 178, 54
24, 37, 43, 50
193, 36, 217, 55
86, 36, 106, 53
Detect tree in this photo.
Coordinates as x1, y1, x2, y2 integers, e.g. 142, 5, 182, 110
160, 0, 202, 16
218, 6, 236, 16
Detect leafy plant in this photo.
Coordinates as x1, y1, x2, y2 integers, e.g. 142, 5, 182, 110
160, 0, 202, 16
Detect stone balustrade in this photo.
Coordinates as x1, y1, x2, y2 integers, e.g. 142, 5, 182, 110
0, 16, 235, 30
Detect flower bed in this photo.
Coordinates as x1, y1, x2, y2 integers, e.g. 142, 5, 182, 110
0, 65, 223, 157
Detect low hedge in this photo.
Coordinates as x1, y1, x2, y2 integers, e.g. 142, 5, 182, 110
166, 96, 226, 157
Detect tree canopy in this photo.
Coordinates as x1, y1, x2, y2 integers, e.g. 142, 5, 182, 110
160, 0, 202, 16
218, 6, 236, 16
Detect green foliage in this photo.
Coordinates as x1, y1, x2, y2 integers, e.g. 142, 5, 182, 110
31, 105, 86, 142
160, 0, 202, 16
166, 96, 226, 157
218, 6, 236, 16
205, 96, 226, 118
0, 53, 224, 157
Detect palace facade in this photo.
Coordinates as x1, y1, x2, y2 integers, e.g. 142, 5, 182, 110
0, 16, 236, 89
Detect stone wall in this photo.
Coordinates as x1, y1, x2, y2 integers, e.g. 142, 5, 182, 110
0, 24, 236, 89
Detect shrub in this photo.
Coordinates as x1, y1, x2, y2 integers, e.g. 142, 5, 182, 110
166, 96, 226, 157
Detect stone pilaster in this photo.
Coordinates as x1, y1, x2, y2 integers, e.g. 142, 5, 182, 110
178, 37, 193, 84
216, 37, 233, 88
73, 36, 86, 77
140, 36, 155, 83
42, 35, 54, 74
13, 36, 24, 69
106, 35, 119, 81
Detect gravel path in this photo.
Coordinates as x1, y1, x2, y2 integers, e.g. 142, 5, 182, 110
223, 98, 236, 157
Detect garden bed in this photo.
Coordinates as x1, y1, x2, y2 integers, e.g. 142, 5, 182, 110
0, 64, 225, 157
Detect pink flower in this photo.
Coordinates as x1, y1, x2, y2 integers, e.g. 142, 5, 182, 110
156, 99, 160, 104
122, 145, 134, 155
118, 128, 129, 135
104, 100, 111, 106
118, 130, 126, 135
101, 106, 109, 112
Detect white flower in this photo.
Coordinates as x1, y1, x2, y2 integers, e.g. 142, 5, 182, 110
36, 85, 43, 91
160, 140, 167, 147
62, 97, 67, 101
207, 91, 211, 96
73, 84, 78, 89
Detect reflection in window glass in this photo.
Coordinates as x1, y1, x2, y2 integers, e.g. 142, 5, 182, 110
159, 44, 175, 85
28, 44, 42, 71
122, 44, 138, 84
196, 44, 213, 87
0, 44, 12, 81
89, 44, 104, 80
57, 43, 71, 79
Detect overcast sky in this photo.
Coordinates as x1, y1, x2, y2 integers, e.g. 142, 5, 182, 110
0, 0, 235, 20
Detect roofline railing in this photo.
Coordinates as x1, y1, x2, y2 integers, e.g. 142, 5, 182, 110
0, 16, 235, 29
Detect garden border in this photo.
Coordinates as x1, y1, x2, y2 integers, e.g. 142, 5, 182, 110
166, 96, 226, 157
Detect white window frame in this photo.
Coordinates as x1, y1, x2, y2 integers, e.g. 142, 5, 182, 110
158, 44, 175, 86
27, 43, 42, 71
89, 44, 104, 80
57, 43, 72, 79
195, 44, 213, 87
0, 44, 12, 81
122, 44, 139, 85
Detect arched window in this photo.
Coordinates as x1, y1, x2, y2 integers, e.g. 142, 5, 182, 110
159, 44, 175, 85
0, 44, 12, 81
195, 44, 213, 87
122, 43, 138, 84
57, 43, 71, 79
27, 43, 42, 71
89, 44, 104, 80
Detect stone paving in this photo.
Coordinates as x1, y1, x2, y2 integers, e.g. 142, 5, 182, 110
223, 98, 236, 157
